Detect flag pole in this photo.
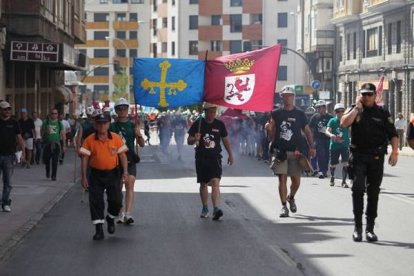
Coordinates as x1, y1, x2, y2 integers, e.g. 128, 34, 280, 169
197, 51, 209, 146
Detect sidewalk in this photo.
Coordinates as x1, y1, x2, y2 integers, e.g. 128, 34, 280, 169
388, 145, 414, 157
0, 148, 80, 261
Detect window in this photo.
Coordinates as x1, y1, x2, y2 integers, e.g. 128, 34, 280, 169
366, 27, 378, 57
116, 31, 126, 39
230, 14, 242, 32
362, 31, 365, 58
347, 33, 350, 60
230, 40, 242, 54
94, 67, 109, 76
277, 39, 288, 54
130, 13, 138, 22
153, 0, 157, 12
113, 0, 128, 3
130, 49, 137, 57
339, 36, 343, 61
94, 49, 109, 58
162, 42, 167, 53
153, 43, 157, 58
211, 41, 221, 51
243, 41, 252, 52
94, 31, 109, 40
278, 66, 287, 81
100, 0, 109, 3
396, 21, 401, 53
190, 0, 198, 3
130, 31, 137, 39
379, 26, 382, 56
231, 0, 242, 7
388, 23, 392, 55
153, 18, 157, 36
116, 13, 127, 21
172, 0, 175, 5
163, 17, 168, 28
189, 15, 198, 30
172, 42, 175, 56
212, 15, 221, 26
172, 16, 175, 31
189, 41, 198, 55
131, 0, 145, 3
353, 32, 357, 60
94, 85, 109, 94
278, 13, 288, 28
116, 49, 126, 57
94, 13, 109, 22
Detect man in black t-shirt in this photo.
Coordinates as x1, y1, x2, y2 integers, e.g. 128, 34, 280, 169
267, 86, 315, 218
309, 100, 333, 179
188, 103, 234, 221
0, 101, 26, 212
18, 108, 35, 168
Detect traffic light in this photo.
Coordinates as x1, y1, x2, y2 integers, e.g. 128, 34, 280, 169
312, 90, 319, 106
113, 61, 120, 74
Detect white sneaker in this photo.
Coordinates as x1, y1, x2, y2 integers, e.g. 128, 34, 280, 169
3, 205, 11, 212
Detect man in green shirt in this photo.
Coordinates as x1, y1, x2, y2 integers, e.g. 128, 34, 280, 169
41, 109, 66, 181
325, 103, 350, 188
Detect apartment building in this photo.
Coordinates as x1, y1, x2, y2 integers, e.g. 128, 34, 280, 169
77, 0, 151, 103
332, 0, 414, 119
0, 0, 88, 117
301, 0, 335, 97
149, 0, 305, 93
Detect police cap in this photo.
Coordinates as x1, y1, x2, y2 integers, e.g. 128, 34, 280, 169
95, 114, 111, 122
360, 83, 376, 94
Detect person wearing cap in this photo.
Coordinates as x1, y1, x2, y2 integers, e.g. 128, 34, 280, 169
0, 101, 25, 212
341, 82, 398, 242
267, 86, 316, 218
110, 98, 145, 225
309, 100, 333, 179
18, 108, 35, 169
407, 114, 414, 150
325, 103, 350, 188
171, 111, 187, 160
80, 113, 129, 240
187, 103, 234, 220
41, 109, 67, 181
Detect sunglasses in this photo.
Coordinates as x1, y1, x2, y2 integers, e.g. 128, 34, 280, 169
116, 106, 128, 111
51, 113, 58, 115
335, 110, 345, 113
362, 93, 375, 97
1, 107, 11, 111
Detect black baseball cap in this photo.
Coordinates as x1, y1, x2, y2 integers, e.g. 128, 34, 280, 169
95, 114, 111, 122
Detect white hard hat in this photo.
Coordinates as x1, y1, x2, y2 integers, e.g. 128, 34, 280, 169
203, 102, 219, 110
315, 100, 327, 107
280, 86, 295, 95
114, 98, 129, 108
334, 103, 345, 111
92, 109, 103, 117
86, 106, 95, 115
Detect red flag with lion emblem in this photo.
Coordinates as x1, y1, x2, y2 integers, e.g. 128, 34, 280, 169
203, 44, 282, 112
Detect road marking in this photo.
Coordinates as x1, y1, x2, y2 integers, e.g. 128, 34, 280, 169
382, 193, 414, 206
268, 245, 297, 267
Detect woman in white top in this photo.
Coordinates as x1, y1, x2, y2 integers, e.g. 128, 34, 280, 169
394, 113, 405, 150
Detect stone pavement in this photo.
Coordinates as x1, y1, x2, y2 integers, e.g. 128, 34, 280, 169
0, 147, 80, 261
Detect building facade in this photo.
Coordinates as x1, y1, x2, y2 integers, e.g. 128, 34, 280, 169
0, 0, 88, 118
332, 0, 414, 119
77, 0, 151, 103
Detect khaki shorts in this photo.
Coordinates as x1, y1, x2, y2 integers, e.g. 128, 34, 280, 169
270, 151, 302, 177
25, 138, 34, 150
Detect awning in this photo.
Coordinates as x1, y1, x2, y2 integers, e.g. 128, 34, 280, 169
55, 85, 73, 104
65, 70, 85, 86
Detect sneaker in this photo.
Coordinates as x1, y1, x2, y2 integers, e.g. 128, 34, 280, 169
125, 216, 135, 225
116, 215, 125, 224
2, 205, 11, 212
287, 197, 297, 213
330, 177, 335, 187
318, 172, 325, 179
279, 206, 289, 218
212, 209, 223, 221
341, 182, 349, 188
311, 171, 319, 177
200, 208, 209, 218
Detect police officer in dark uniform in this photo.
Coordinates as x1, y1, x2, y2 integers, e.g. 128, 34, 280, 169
341, 83, 399, 242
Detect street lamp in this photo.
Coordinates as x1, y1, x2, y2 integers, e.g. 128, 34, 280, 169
106, 36, 131, 103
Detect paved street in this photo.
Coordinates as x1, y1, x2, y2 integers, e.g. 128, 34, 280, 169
0, 138, 414, 276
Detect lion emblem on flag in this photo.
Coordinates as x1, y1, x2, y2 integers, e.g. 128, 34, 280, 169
224, 74, 255, 105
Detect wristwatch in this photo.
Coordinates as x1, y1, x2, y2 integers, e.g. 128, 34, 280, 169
123, 172, 129, 175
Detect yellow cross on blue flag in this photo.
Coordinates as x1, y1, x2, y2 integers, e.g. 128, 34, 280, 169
133, 58, 205, 108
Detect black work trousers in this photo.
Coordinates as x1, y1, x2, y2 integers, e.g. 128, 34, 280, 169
43, 143, 61, 178
89, 167, 122, 224
351, 153, 384, 221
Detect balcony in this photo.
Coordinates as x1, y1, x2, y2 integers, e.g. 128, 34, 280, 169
199, 0, 223, 16
331, 0, 360, 25
368, 0, 405, 13
73, 20, 87, 44
242, 24, 262, 40
112, 39, 139, 48
85, 22, 110, 29
84, 40, 109, 47
90, 58, 110, 66
82, 76, 109, 84
199, 26, 222, 41
242, 0, 262, 13
113, 21, 139, 30
312, 0, 334, 8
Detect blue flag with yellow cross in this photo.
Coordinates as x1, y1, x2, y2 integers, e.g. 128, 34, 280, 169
133, 58, 205, 108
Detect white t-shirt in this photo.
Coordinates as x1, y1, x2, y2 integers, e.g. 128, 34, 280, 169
394, 118, 405, 130
62, 120, 71, 132
34, 118, 43, 139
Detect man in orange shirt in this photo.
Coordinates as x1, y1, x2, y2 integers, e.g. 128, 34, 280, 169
80, 113, 128, 241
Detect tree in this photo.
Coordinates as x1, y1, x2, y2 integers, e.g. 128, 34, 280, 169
111, 67, 129, 102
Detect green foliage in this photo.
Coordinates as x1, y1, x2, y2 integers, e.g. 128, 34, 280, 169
111, 67, 129, 102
